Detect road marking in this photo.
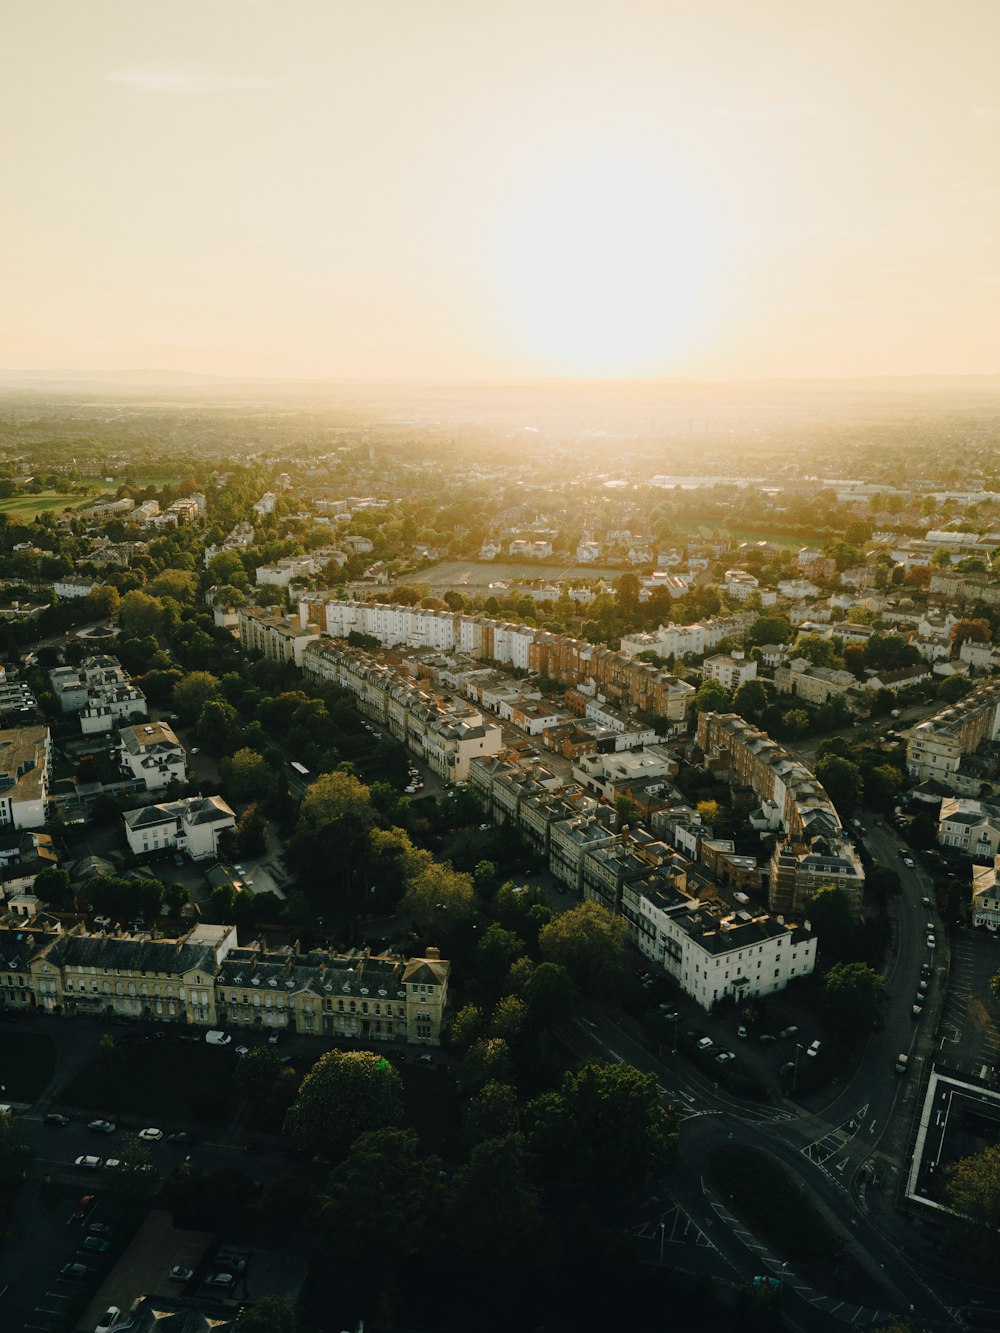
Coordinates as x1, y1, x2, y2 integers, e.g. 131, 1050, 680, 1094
869, 1120, 877, 1134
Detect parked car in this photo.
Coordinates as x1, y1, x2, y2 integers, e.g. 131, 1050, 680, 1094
83, 1236, 110, 1254
205, 1030, 231, 1046
759, 1033, 776, 1044
95, 1307, 122, 1332
696, 1037, 713, 1051
895, 1053, 909, 1075
167, 1131, 195, 1145
60, 1262, 93, 1282
912, 1001, 924, 1019
169, 1266, 194, 1283
88, 1222, 112, 1238
75, 1156, 103, 1169
71, 1195, 96, 1222
44, 1112, 70, 1127
806, 1039, 822, 1058
737, 1025, 748, 1039
206, 1271, 237, 1290
779, 1026, 798, 1039
715, 1051, 735, 1065
88, 1120, 116, 1135
926, 935, 937, 950
104, 1158, 121, 1170
922, 896, 932, 908
903, 857, 915, 868
139, 1127, 163, 1141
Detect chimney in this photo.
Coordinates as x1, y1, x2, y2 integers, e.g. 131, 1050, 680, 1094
425, 945, 441, 960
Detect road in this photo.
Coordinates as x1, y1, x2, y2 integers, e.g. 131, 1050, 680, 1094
555, 810, 995, 1329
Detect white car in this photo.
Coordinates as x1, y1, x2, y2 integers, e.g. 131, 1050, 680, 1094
405, 785, 418, 795
235, 1045, 250, 1057
95, 1308, 123, 1333
806, 1039, 822, 1058
903, 857, 914, 868
139, 1127, 163, 1141
205, 1030, 232, 1046
75, 1155, 103, 1169
926, 935, 937, 950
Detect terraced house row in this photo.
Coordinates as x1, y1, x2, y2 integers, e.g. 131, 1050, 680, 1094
297, 599, 696, 723
696, 712, 865, 919
0, 915, 450, 1044
302, 639, 504, 782
467, 751, 816, 1010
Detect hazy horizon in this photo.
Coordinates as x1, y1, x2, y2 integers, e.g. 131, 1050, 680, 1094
5, 1, 1000, 382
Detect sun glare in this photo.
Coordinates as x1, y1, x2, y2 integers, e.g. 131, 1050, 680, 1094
497, 153, 715, 377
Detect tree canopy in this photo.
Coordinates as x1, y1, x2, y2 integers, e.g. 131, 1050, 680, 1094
284, 1049, 403, 1160
538, 900, 628, 995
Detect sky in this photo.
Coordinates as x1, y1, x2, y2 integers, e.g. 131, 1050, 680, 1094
2, 0, 1000, 381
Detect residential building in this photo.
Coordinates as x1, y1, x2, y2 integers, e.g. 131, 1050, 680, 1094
937, 797, 1000, 858
54, 576, 102, 599
773, 658, 857, 705
238, 607, 320, 667
0, 725, 50, 830
123, 795, 236, 861
703, 652, 757, 691
117, 721, 187, 792
215, 945, 450, 1043
972, 859, 1000, 933
863, 665, 932, 694
907, 682, 1000, 789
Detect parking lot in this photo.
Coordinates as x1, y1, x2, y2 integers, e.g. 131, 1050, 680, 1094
939, 928, 1000, 1082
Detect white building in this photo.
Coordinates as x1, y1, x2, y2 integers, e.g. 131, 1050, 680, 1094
0, 725, 50, 830
238, 607, 320, 667
703, 653, 758, 691
123, 795, 236, 861
54, 577, 102, 600
117, 721, 187, 792
253, 492, 277, 516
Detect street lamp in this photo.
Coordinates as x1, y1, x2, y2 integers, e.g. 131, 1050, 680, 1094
659, 1219, 666, 1266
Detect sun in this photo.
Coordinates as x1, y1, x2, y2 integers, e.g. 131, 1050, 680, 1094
496, 151, 715, 377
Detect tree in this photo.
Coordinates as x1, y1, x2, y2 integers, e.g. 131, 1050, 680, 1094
526, 1060, 676, 1200
31, 866, 71, 906
399, 861, 476, 933
821, 962, 886, 1036
806, 884, 856, 959
465, 1036, 514, 1090
521, 960, 576, 1020
815, 752, 864, 817
234, 1046, 285, 1102
615, 572, 640, 613
780, 708, 811, 739
449, 1003, 484, 1054
220, 747, 272, 799
990, 969, 1000, 1004
237, 1297, 300, 1333
696, 799, 721, 826
695, 678, 730, 714
791, 633, 839, 668
864, 763, 903, 811
475, 923, 525, 990
0, 1107, 31, 1188
490, 994, 530, 1046
172, 670, 222, 723
466, 1080, 519, 1143
119, 588, 163, 638
452, 1133, 552, 1270
235, 801, 269, 857
284, 1050, 403, 1160
538, 901, 628, 995
318, 1127, 442, 1305
950, 618, 991, 646
148, 569, 198, 604
937, 674, 975, 703
732, 678, 769, 724
746, 615, 792, 646
197, 698, 240, 753
948, 1143, 1000, 1235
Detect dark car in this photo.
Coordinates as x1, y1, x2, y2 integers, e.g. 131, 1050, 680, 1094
44, 1112, 70, 1127
167, 1131, 195, 1145
60, 1262, 93, 1282
71, 1194, 96, 1222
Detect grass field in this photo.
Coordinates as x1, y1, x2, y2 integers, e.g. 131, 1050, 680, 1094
672, 520, 802, 551
0, 1032, 57, 1100
0, 489, 107, 523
